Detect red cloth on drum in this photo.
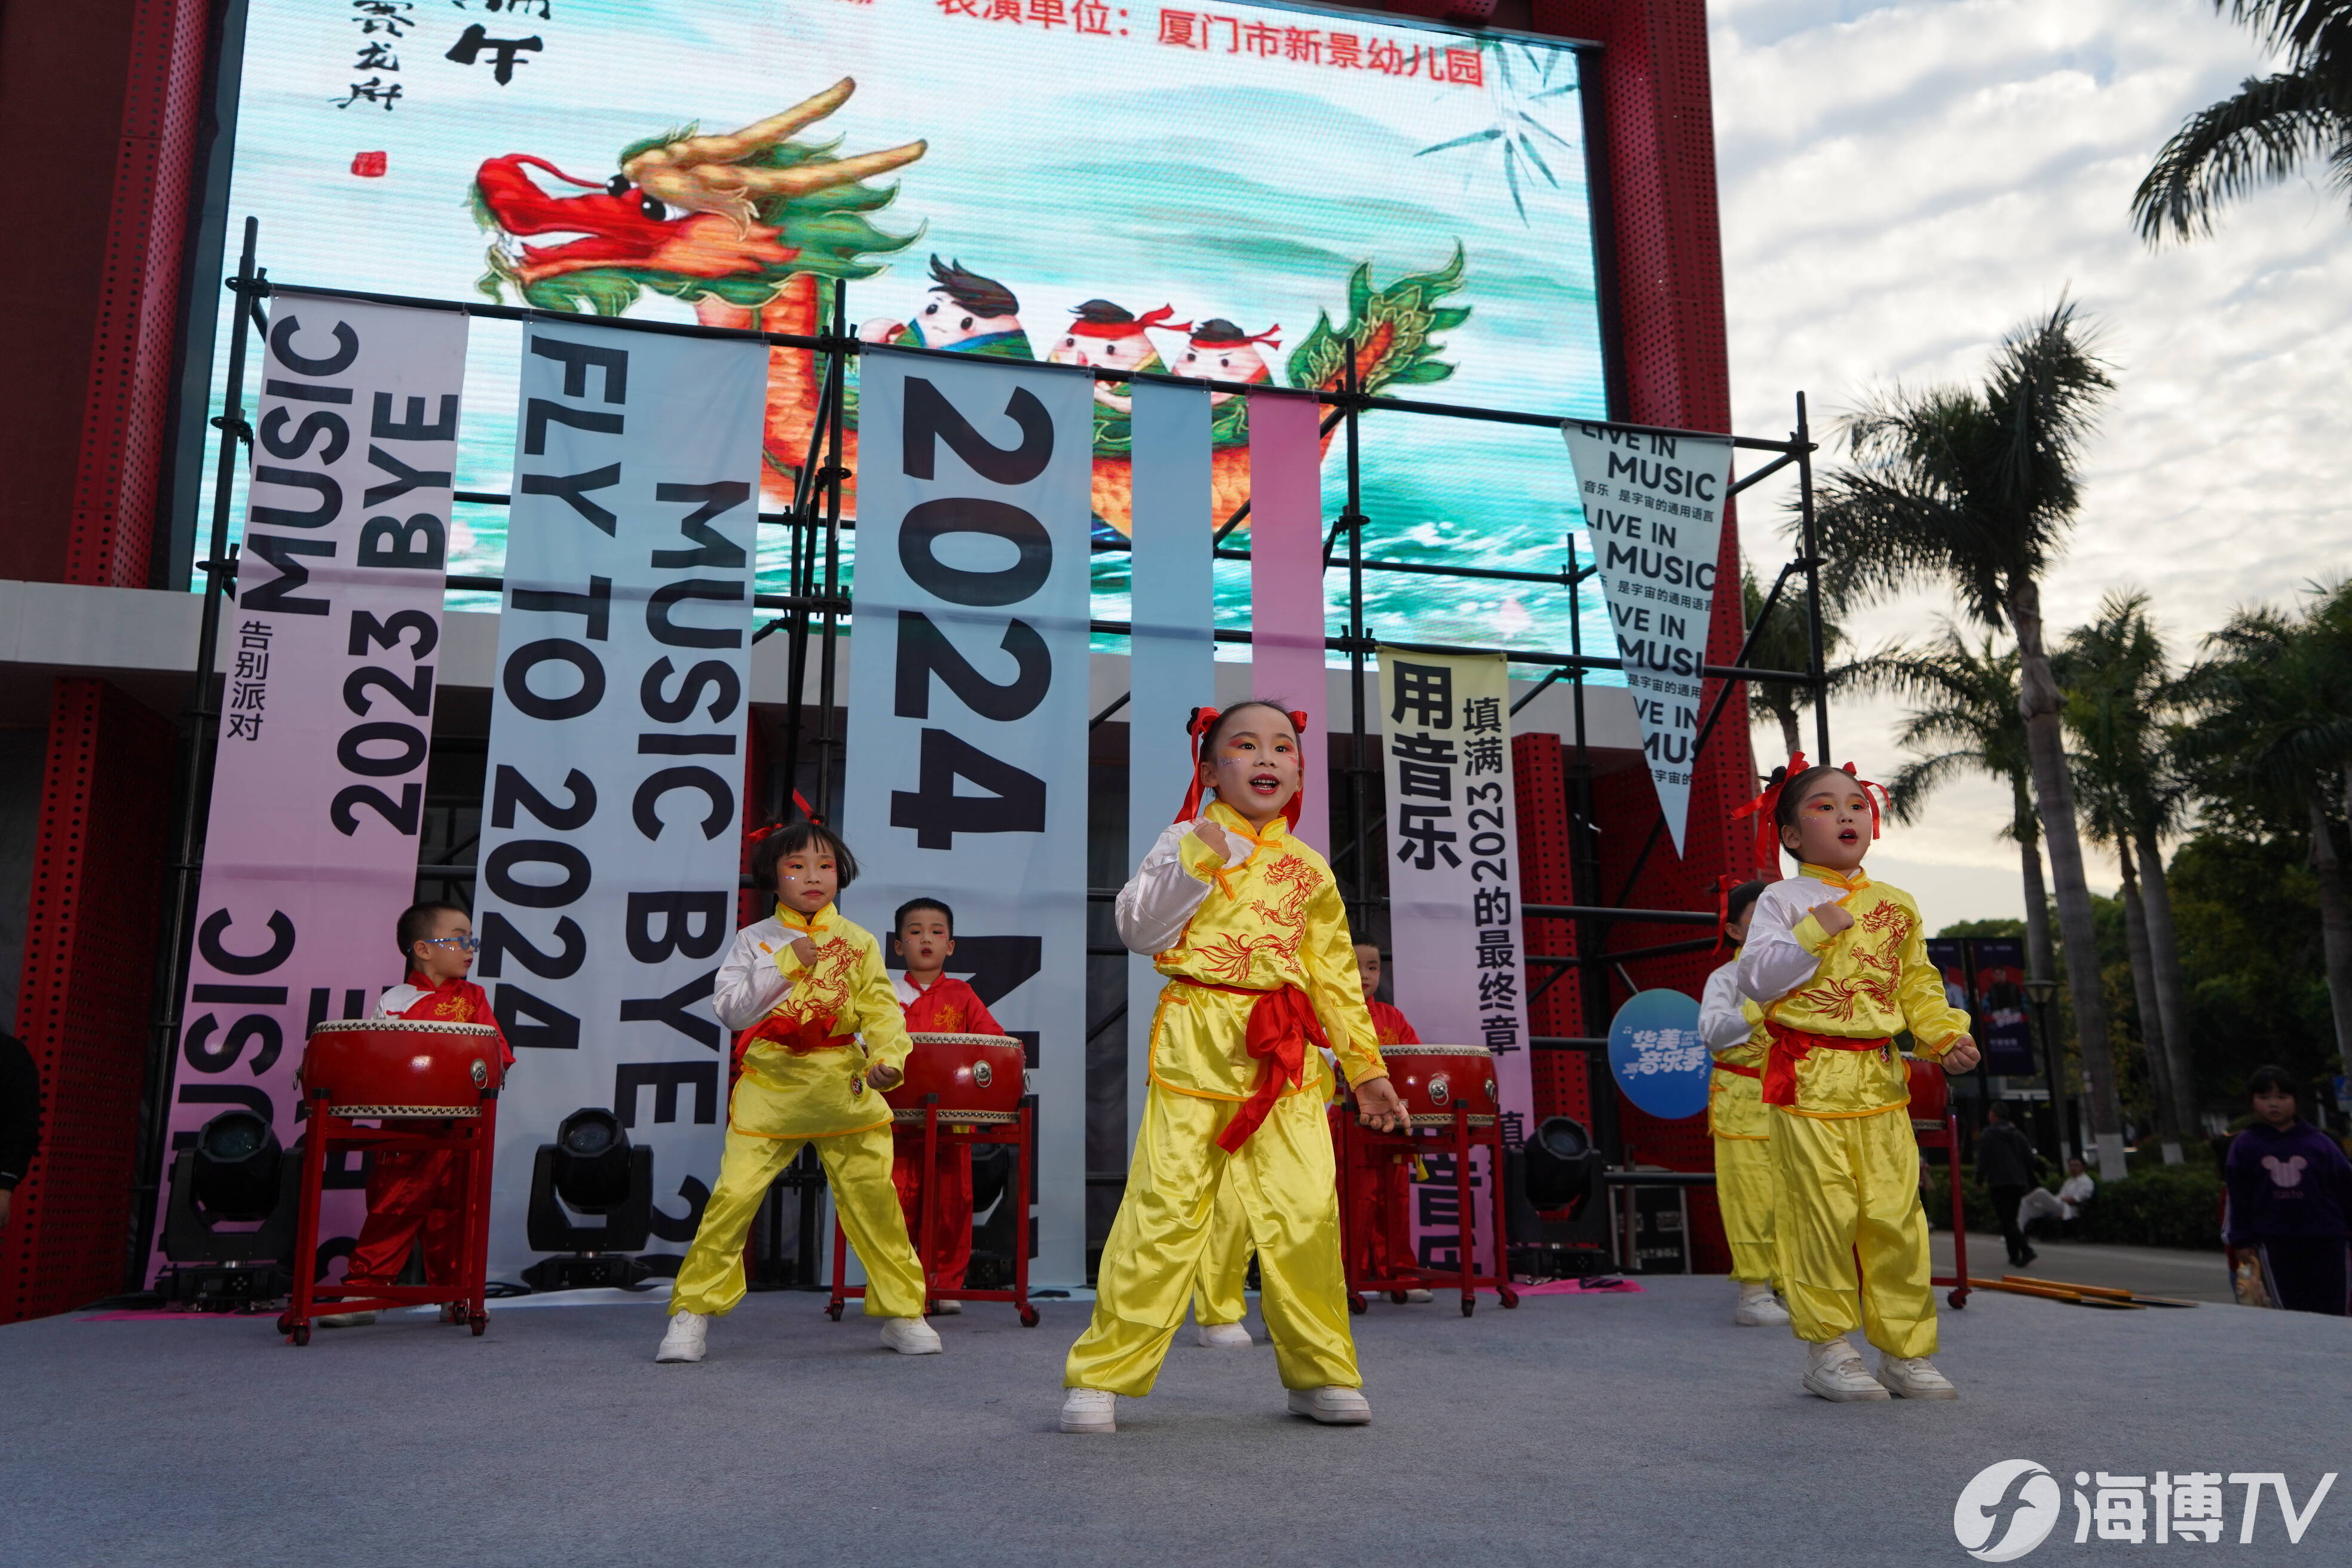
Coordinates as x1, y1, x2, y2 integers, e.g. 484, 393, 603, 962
888, 976, 1002, 1293
1367, 999, 1420, 1048
899, 975, 1006, 1036
346, 976, 500, 1287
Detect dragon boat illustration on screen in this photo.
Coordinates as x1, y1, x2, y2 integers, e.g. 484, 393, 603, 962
467, 78, 1468, 535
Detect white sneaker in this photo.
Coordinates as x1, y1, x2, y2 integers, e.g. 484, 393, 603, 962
1287, 1386, 1373, 1425
316, 1310, 376, 1328
655, 1309, 707, 1363
1060, 1388, 1116, 1434
1734, 1281, 1791, 1327
1196, 1321, 1252, 1349
1875, 1353, 1959, 1399
880, 1316, 944, 1355
930, 1299, 963, 1315
1801, 1338, 1889, 1402
1402, 1289, 1434, 1304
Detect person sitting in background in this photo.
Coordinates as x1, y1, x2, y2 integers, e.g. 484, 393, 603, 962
2224, 1066, 2352, 1316
2016, 1157, 2094, 1238
1974, 1102, 2045, 1267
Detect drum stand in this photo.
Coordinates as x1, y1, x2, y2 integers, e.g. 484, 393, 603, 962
1337, 1102, 1521, 1318
277, 1087, 500, 1345
828, 1097, 1039, 1328
1919, 1108, 1971, 1309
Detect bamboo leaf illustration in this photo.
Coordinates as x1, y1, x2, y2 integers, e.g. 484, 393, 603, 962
1503, 142, 1527, 220
1516, 132, 1561, 188
1533, 81, 1581, 100
1414, 126, 1505, 156
1517, 109, 1577, 148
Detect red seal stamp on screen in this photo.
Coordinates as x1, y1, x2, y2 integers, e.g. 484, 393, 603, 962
351, 151, 387, 177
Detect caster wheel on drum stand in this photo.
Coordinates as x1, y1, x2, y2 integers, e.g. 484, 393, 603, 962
1947, 1290, 1968, 1310
1500, 1288, 1521, 1310
469, 1314, 488, 1336
1347, 1293, 1366, 1316
290, 1324, 311, 1346
1460, 1299, 1475, 1318
1018, 1306, 1040, 1328
1388, 1291, 1408, 1305
826, 1303, 844, 1322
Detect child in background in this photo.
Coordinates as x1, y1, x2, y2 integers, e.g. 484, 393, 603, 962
1737, 760, 1980, 1401
323, 902, 513, 1328
657, 822, 939, 1364
2224, 1066, 2352, 1316
890, 897, 1009, 1313
1696, 878, 1786, 1328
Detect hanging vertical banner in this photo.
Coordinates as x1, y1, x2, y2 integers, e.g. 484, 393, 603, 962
1559, 423, 1732, 853
1126, 382, 1215, 1148
1248, 391, 1330, 855
841, 347, 1095, 1285
1377, 647, 1531, 1272
476, 321, 767, 1281
157, 298, 467, 1275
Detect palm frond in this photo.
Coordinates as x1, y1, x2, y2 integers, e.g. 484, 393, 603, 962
2133, 72, 2352, 243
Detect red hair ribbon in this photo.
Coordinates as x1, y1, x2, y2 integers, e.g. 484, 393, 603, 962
1714, 873, 1734, 957
745, 791, 823, 845
1172, 704, 1313, 829
1070, 304, 1182, 339
1840, 761, 1889, 840
1731, 751, 1807, 875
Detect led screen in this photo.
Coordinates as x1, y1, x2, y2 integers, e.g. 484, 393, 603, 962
199, 0, 1615, 662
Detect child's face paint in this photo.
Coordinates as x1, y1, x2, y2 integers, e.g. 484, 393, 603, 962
1198, 709, 1302, 831
775, 848, 839, 914
413, 912, 476, 984
1780, 778, 1872, 871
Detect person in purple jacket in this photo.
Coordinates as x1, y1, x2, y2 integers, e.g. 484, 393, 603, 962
2224, 1066, 2352, 1316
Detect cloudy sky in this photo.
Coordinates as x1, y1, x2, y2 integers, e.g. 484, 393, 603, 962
1710, 0, 2352, 923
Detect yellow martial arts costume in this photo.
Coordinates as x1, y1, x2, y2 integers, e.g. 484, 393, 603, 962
1737, 865, 1968, 1358
1696, 957, 1778, 1288
671, 902, 928, 1320
1067, 801, 1387, 1396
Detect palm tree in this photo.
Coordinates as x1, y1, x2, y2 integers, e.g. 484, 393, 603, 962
1743, 565, 1843, 760
1806, 302, 2132, 1179
2182, 584, 2352, 1064
2057, 591, 2199, 1153
1842, 624, 2057, 993
2133, 1, 2352, 243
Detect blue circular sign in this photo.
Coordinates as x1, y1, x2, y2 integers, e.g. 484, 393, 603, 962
1607, 988, 1711, 1120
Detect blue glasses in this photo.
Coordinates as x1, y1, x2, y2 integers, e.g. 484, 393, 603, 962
422, 935, 482, 952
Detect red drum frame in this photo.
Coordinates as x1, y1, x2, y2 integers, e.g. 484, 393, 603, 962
829, 1089, 1040, 1328
277, 1019, 504, 1344
1337, 1051, 1521, 1316
1907, 1054, 1971, 1309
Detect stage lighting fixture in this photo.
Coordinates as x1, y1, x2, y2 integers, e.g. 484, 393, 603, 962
192, 1109, 282, 1220
157, 1108, 301, 1308
523, 1106, 656, 1293
1521, 1115, 1603, 1217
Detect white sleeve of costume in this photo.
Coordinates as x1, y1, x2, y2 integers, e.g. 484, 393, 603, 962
1116, 820, 1227, 956
713, 922, 792, 1031
375, 985, 425, 1018
1696, 962, 1755, 1055
1737, 879, 1841, 1004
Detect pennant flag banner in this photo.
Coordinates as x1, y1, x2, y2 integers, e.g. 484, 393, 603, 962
1125, 382, 1215, 1147
476, 321, 767, 1281
156, 298, 467, 1273
840, 347, 1096, 1285
1247, 391, 1330, 854
1559, 423, 1732, 853
1377, 646, 1531, 1273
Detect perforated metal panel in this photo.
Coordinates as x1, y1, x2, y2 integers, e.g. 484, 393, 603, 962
2, 680, 174, 1324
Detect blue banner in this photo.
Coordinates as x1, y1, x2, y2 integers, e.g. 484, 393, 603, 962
1607, 988, 1710, 1122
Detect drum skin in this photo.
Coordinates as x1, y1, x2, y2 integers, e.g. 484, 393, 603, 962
1377, 1045, 1498, 1120
304, 1019, 504, 1116
889, 1032, 1025, 1118
1903, 1052, 1950, 1125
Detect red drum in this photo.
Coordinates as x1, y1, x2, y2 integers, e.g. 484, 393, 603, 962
1376, 1044, 1499, 1128
888, 1032, 1026, 1125
303, 1019, 504, 1118
1904, 1052, 1950, 1125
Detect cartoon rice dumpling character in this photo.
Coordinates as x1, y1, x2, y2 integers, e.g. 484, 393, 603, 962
859, 255, 1033, 360
1174, 319, 1281, 401
1048, 300, 1181, 412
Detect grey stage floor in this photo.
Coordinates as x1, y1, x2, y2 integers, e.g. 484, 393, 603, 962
5, 1278, 2348, 1567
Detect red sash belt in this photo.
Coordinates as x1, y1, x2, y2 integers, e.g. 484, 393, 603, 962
1173, 977, 1330, 1152
743, 1012, 848, 1056
1713, 1060, 1760, 1080
1762, 1022, 1890, 1107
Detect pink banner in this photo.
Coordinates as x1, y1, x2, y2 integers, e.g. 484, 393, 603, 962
154, 298, 468, 1282
1247, 391, 1329, 854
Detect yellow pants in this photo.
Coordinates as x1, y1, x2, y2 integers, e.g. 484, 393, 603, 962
1714, 1133, 1780, 1287
670, 1123, 926, 1319
1067, 1084, 1358, 1396
1769, 1104, 1936, 1358
1191, 1178, 1253, 1326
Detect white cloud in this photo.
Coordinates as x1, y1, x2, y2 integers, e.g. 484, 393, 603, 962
1714, 0, 2352, 919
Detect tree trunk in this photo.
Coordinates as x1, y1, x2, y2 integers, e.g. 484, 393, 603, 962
1777, 705, 1801, 762
2117, 843, 2183, 1162
2018, 810, 2056, 986
2132, 826, 2200, 1141
2308, 788, 2352, 1066
2009, 576, 2127, 1181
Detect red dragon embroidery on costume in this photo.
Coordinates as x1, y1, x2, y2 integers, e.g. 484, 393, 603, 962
768, 936, 865, 1033
1790, 899, 1913, 1024
466, 78, 1468, 533
1193, 853, 1321, 983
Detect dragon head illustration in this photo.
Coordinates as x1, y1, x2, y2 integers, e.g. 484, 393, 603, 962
470, 77, 926, 314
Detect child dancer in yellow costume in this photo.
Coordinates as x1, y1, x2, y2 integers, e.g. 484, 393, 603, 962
1696, 877, 1788, 1328
1060, 703, 1413, 1434
1736, 758, 1980, 1401
656, 820, 941, 1364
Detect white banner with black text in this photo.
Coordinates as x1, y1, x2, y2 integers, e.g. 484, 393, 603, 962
475, 321, 767, 1281
839, 347, 1097, 1286
1559, 423, 1731, 854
